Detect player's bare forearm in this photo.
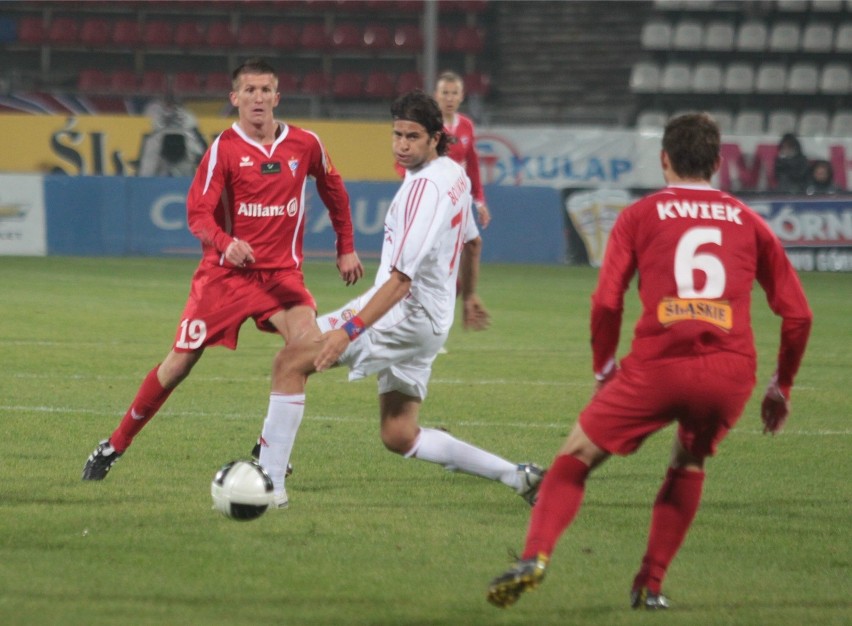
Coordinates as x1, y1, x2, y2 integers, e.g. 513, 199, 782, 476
314, 270, 410, 371
336, 251, 364, 285
459, 236, 482, 299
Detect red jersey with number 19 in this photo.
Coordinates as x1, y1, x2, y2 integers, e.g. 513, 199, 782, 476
186, 122, 355, 270
591, 184, 811, 389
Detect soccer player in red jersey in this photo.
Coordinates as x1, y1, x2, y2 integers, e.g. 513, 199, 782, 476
486, 112, 812, 610
395, 71, 490, 229
82, 58, 364, 480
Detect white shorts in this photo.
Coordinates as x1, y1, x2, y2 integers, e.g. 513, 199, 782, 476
317, 291, 447, 400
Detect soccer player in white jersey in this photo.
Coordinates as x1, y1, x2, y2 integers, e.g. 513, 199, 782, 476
82, 58, 363, 480
255, 90, 544, 509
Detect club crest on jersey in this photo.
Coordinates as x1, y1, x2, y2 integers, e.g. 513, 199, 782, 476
288, 158, 299, 175
261, 161, 281, 174
239, 156, 253, 168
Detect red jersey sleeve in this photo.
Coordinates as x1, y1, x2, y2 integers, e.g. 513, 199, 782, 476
754, 219, 813, 392
458, 115, 485, 205
305, 131, 355, 256
186, 133, 233, 255
589, 207, 637, 376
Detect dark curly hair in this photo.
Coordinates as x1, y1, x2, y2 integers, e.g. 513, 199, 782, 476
390, 90, 449, 156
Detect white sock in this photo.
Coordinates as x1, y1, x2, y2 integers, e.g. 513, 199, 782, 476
258, 393, 304, 494
406, 427, 518, 488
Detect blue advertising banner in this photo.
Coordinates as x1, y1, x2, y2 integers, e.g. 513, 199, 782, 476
43, 178, 567, 264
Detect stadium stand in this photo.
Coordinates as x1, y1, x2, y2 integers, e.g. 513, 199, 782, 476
0, 0, 849, 131
631, 0, 852, 133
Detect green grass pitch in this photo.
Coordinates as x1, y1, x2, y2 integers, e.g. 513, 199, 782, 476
0, 256, 849, 625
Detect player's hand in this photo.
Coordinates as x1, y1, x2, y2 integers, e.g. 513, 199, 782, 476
225, 238, 255, 268
593, 367, 617, 395
761, 375, 790, 435
314, 329, 349, 372
463, 295, 490, 331
476, 202, 491, 229
337, 252, 364, 286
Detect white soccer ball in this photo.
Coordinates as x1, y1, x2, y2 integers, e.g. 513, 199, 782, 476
211, 460, 274, 521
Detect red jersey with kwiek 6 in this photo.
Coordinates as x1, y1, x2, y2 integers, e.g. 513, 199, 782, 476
187, 122, 355, 270
591, 184, 811, 390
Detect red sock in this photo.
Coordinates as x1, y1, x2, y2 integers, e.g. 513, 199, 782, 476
522, 454, 590, 559
109, 366, 174, 453
633, 467, 705, 593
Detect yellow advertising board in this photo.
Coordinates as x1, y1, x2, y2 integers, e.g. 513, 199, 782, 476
0, 114, 398, 181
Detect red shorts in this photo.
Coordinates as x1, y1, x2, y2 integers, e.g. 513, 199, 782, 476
172, 264, 316, 352
579, 352, 755, 458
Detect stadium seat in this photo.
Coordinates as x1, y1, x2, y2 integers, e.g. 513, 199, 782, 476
142, 20, 174, 47
140, 70, 168, 94
733, 110, 765, 135
755, 63, 787, 94
692, 62, 722, 93
268, 23, 298, 50
767, 109, 798, 136
363, 70, 396, 99
703, 21, 735, 51
736, 21, 768, 51
640, 20, 672, 49
77, 68, 109, 93
331, 23, 363, 51
797, 110, 830, 135
453, 24, 485, 53
801, 22, 833, 52
464, 71, 491, 97
708, 110, 733, 134
108, 69, 138, 94
205, 72, 233, 94
786, 63, 819, 94
768, 22, 800, 52
17, 16, 46, 45
437, 24, 455, 53
776, 0, 808, 10
205, 21, 235, 47
47, 17, 79, 46
393, 24, 423, 51
829, 110, 852, 136
362, 23, 393, 51
299, 23, 329, 51
112, 19, 141, 47
834, 23, 852, 52
332, 72, 364, 99
672, 20, 703, 50
174, 22, 205, 48
236, 21, 267, 47
80, 18, 111, 48
395, 71, 423, 95
277, 71, 300, 93
819, 63, 851, 94
723, 63, 755, 94
173, 71, 203, 95
629, 62, 661, 93
301, 71, 330, 95
636, 109, 668, 130
660, 62, 691, 92
811, 0, 843, 10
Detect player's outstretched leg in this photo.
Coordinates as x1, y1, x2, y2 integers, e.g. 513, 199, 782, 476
486, 553, 549, 608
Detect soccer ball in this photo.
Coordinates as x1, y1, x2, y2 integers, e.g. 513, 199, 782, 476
211, 460, 274, 521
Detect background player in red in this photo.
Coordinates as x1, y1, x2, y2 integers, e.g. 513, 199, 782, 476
82, 57, 364, 480
486, 112, 812, 610
395, 71, 490, 229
